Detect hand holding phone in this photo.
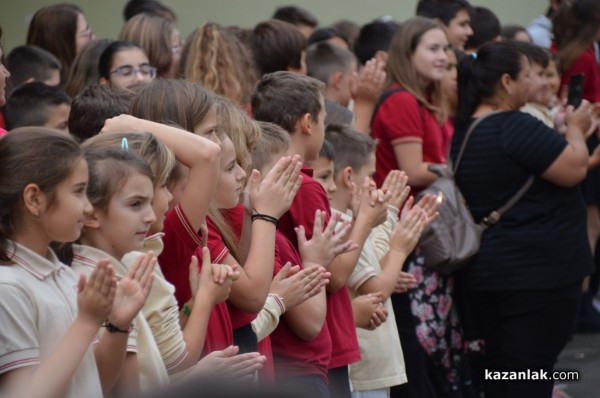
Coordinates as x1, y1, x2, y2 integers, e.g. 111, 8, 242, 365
567, 73, 585, 108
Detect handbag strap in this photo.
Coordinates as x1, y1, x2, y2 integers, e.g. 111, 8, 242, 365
481, 176, 534, 227
452, 111, 500, 174
370, 87, 406, 127
451, 112, 534, 228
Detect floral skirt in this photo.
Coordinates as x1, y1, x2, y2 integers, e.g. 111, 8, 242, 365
406, 250, 464, 390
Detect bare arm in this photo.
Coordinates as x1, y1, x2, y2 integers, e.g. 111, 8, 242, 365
3, 262, 117, 398
393, 143, 440, 188
227, 158, 303, 313
327, 180, 388, 292
284, 289, 327, 341
541, 102, 593, 187
174, 250, 237, 371
352, 58, 386, 133
95, 253, 155, 394
112, 353, 139, 396
102, 115, 221, 232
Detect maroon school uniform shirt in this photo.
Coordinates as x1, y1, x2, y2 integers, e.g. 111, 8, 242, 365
370, 84, 453, 191
159, 205, 233, 357
554, 46, 600, 103
270, 230, 332, 382
278, 165, 360, 369
204, 208, 275, 380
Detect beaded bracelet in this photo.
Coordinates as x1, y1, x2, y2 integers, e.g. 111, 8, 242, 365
251, 213, 279, 227
103, 321, 132, 334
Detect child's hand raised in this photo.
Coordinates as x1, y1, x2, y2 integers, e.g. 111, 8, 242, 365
351, 58, 386, 104
356, 177, 389, 227
390, 197, 427, 255
269, 263, 330, 310
108, 252, 155, 330
248, 155, 303, 219
190, 346, 266, 379
295, 210, 358, 268
381, 170, 410, 211
77, 260, 117, 327
101, 114, 144, 133
413, 193, 441, 227
193, 247, 240, 307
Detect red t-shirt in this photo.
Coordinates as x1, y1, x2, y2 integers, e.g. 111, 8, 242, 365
200, 215, 257, 329
278, 165, 360, 369
159, 205, 233, 356
203, 212, 275, 380
370, 85, 454, 192
270, 230, 332, 381
557, 47, 600, 103
222, 204, 244, 242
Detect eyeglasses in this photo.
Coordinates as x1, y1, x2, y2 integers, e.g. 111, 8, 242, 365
110, 65, 157, 79
171, 43, 183, 55
79, 26, 93, 40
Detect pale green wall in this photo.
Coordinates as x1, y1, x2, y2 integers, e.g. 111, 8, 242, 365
1, 0, 549, 52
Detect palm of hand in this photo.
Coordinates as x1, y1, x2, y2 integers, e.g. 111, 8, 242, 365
110, 277, 145, 327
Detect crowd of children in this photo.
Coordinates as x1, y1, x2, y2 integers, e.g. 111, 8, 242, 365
0, 1, 600, 398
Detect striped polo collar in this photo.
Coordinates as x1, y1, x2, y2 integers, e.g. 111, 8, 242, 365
6, 241, 64, 280
71, 244, 128, 277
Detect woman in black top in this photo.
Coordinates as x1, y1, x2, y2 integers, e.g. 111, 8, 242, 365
451, 41, 593, 398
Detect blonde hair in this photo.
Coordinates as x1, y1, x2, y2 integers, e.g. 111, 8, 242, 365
215, 97, 261, 172
119, 13, 174, 77
180, 23, 250, 104
386, 17, 446, 120
83, 131, 176, 187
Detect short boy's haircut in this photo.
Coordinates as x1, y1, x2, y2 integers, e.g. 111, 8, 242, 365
272, 5, 318, 28
251, 71, 325, 134
5, 82, 71, 130
307, 28, 348, 47
319, 139, 336, 161
512, 41, 549, 68
325, 123, 377, 174
353, 19, 399, 65
306, 42, 357, 85
68, 84, 135, 142
416, 0, 472, 26
464, 6, 500, 50
324, 99, 354, 127
251, 19, 307, 76
6, 45, 61, 88
251, 121, 291, 172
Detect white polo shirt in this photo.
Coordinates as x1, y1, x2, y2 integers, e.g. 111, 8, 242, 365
0, 241, 102, 398
332, 209, 408, 392
72, 244, 170, 391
